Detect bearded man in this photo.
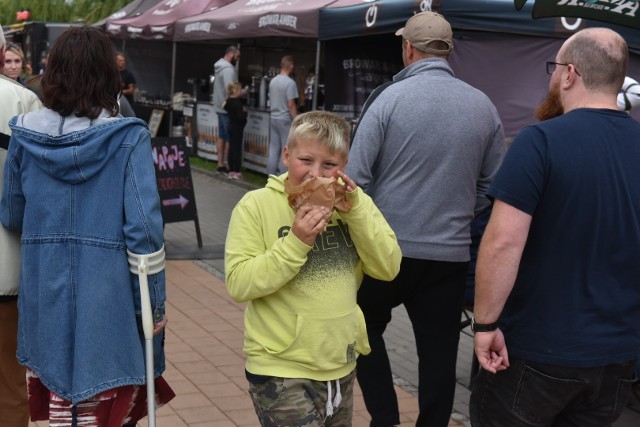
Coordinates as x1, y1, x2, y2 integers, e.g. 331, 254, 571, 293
469, 27, 640, 426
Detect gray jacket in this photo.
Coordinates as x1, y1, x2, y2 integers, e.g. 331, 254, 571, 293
213, 58, 237, 114
346, 58, 505, 262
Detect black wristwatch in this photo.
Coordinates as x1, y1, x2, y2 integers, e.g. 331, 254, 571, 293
471, 315, 499, 333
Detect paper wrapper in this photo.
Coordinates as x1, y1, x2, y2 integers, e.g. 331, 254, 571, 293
285, 176, 352, 212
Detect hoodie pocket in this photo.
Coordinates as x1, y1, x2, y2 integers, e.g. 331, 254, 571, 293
264, 306, 370, 371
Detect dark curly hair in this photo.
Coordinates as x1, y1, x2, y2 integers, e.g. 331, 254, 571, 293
42, 26, 120, 119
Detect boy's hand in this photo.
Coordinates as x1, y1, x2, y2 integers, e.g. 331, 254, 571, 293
291, 204, 330, 246
337, 170, 358, 192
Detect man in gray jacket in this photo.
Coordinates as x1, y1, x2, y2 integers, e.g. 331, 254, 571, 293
0, 26, 43, 427
213, 45, 240, 174
345, 11, 505, 427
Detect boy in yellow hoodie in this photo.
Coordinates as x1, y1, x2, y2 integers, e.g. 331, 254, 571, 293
225, 111, 401, 426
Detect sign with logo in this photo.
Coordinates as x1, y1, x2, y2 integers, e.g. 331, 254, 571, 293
152, 137, 200, 227
324, 35, 403, 122
196, 102, 219, 161
516, 0, 640, 30
242, 109, 270, 174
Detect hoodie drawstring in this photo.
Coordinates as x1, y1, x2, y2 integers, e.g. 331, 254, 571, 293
325, 379, 342, 417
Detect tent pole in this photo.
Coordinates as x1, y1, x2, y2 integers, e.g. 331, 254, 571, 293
236, 41, 242, 76
169, 41, 176, 135
312, 40, 320, 111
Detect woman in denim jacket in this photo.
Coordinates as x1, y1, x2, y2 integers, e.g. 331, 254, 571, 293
0, 27, 174, 425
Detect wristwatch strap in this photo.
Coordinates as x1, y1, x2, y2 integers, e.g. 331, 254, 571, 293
471, 315, 499, 333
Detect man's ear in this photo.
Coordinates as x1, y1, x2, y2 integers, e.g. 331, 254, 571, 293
561, 64, 580, 90
404, 40, 415, 61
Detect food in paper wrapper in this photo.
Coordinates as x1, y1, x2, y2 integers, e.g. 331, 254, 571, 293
285, 176, 352, 212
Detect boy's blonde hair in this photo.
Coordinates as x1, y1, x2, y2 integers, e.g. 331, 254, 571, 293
227, 81, 242, 97
287, 111, 350, 160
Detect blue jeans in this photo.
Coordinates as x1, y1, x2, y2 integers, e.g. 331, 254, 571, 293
217, 113, 230, 141
470, 356, 637, 427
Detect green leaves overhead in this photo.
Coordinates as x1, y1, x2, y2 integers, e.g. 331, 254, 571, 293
0, 0, 131, 26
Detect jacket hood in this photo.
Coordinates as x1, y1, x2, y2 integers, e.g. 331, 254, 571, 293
265, 172, 288, 194
9, 111, 147, 184
214, 58, 234, 74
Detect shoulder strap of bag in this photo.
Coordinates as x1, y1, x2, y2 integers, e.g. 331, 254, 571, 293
350, 80, 396, 146
350, 67, 416, 145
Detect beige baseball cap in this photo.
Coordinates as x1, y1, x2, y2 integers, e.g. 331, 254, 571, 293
395, 11, 453, 55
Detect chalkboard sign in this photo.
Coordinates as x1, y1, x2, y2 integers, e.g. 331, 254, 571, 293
148, 109, 164, 138
151, 137, 202, 247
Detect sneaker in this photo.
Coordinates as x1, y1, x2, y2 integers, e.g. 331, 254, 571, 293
217, 166, 228, 175
228, 172, 240, 180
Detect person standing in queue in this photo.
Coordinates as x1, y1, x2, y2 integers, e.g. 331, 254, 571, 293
345, 11, 505, 427
267, 54, 298, 176
213, 45, 241, 175
224, 81, 248, 180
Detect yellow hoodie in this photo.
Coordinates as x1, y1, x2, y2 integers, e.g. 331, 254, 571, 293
225, 173, 401, 381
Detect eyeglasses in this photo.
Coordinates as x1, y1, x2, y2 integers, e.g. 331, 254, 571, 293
546, 61, 581, 77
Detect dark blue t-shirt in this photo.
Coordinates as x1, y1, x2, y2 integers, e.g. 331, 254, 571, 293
488, 108, 640, 367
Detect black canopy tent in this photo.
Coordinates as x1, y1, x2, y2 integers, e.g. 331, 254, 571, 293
317, 0, 640, 138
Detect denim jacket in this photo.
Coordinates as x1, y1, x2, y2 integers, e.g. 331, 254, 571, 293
0, 109, 166, 403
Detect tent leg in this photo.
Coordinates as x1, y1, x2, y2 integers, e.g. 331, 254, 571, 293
313, 40, 321, 111
169, 42, 176, 135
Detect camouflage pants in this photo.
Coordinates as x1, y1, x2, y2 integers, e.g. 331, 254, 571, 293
247, 370, 356, 427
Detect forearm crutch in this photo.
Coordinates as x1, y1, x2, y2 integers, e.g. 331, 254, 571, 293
127, 245, 165, 427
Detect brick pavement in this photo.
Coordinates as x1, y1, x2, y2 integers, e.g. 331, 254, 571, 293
28, 168, 640, 426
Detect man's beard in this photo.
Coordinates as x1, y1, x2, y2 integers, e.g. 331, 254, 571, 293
535, 83, 564, 121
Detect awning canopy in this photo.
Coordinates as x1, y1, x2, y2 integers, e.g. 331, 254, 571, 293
173, 0, 335, 42
106, 0, 235, 40
95, 0, 164, 29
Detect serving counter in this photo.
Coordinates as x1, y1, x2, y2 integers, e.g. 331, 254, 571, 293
194, 103, 271, 175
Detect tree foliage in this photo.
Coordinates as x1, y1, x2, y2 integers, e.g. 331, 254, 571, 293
0, 0, 131, 26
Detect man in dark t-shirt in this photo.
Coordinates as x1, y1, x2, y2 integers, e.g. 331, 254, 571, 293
470, 27, 640, 426
116, 52, 136, 105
